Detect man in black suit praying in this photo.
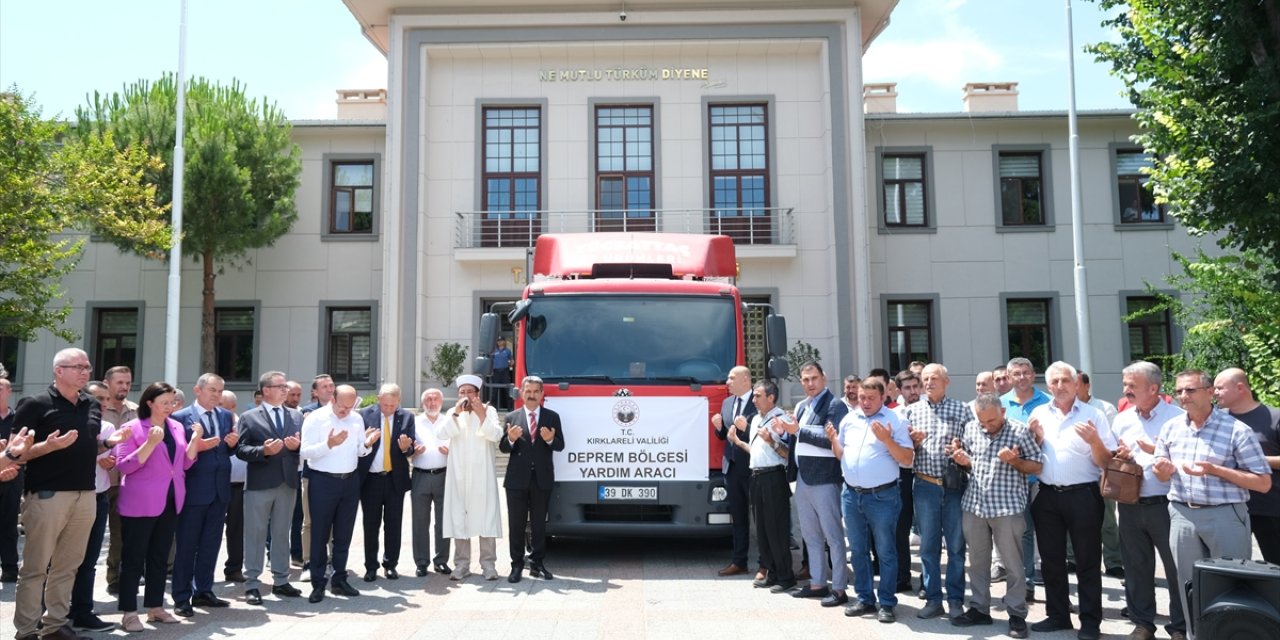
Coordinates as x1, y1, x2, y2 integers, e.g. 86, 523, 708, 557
499, 376, 564, 583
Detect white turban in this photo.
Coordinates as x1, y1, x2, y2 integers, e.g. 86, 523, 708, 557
455, 374, 484, 391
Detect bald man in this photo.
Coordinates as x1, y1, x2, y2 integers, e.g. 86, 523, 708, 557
1214, 367, 1280, 563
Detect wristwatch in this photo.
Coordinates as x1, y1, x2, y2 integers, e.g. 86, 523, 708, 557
4, 449, 20, 462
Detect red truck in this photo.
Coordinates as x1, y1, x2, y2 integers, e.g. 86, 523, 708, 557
476, 232, 788, 537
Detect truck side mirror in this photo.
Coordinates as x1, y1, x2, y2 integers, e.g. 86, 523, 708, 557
474, 313, 500, 375
765, 314, 787, 358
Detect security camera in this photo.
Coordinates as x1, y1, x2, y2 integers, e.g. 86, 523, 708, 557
619, 10, 627, 21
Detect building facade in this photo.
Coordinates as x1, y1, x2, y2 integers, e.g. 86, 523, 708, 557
2, 0, 1203, 403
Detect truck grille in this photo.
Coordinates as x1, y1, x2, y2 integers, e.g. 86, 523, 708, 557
582, 504, 675, 523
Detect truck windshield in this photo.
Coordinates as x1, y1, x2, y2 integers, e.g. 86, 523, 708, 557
523, 294, 737, 384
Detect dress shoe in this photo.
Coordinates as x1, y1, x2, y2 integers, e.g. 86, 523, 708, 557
271, 583, 303, 598
120, 613, 144, 633
291, 555, 305, 568
70, 615, 115, 632
42, 629, 87, 640
717, 563, 746, 577
308, 587, 325, 603
1065, 561, 1078, 574
1008, 615, 1029, 639
244, 589, 263, 605
330, 580, 360, 597
1106, 566, 1125, 579
508, 565, 523, 583
224, 570, 246, 583
0, 569, 17, 583
1030, 617, 1074, 633
191, 592, 230, 608
1077, 629, 1101, 640
106, 583, 120, 596
385, 568, 399, 580
434, 563, 452, 575
1126, 626, 1155, 640
877, 607, 897, 623
363, 570, 378, 582
820, 591, 848, 607
753, 566, 767, 581
791, 585, 829, 598
416, 565, 428, 577
174, 602, 195, 618
752, 576, 776, 589
844, 601, 876, 617
951, 608, 994, 627
917, 601, 946, 619
769, 580, 797, 594
529, 564, 553, 580
794, 565, 810, 581
146, 610, 180, 624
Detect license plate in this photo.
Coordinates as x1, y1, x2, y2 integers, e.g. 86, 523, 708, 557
598, 485, 657, 501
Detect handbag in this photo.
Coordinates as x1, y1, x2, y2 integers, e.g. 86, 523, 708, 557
942, 459, 969, 491
1099, 456, 1143, 504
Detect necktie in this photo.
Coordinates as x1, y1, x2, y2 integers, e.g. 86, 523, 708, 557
732, 397, 742, 419
204, 411, 217, 439
383, 415, 392, 472
529, 411, 538, 443
272, 407, 284, 437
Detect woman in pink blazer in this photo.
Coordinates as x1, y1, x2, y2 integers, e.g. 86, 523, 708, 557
115, 381, 206, 631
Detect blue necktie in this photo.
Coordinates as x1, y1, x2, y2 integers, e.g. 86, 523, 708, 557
273, 407, 284, 437
203, 411, 217, 439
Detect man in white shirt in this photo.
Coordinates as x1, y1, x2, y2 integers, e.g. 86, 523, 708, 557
409, 388, 451, 577
1110, 361, 1186, 640
1026, 362, 1116, 640
299, 385, 378, 603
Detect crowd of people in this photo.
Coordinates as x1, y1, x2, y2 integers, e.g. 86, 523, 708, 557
0, 349, 1275, 640
712, 358, 1276, 640
0, 350, 561, 639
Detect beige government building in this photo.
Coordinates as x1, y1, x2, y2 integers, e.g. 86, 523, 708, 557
3, 0, 1203, 402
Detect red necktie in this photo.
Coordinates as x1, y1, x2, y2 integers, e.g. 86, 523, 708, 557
529, 411, 538, 442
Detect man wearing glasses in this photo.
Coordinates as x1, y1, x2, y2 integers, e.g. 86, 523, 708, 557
1154, 369, 1270, 639
11, 349, 102, 640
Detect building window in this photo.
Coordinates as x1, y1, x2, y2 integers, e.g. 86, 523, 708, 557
1115, 149, 1167, 224
999, 152, 1047, 225
1005, 298, 1053, 373
94, 308, 139, 375
215, 308, 255, 383
885, 300, 935, 374
595, 105, 654, 232
329, 161, 374, 234
883, 154, 927, 227
482, 107, 541, 247
1124, 296, 1173, 362
709, 104, 770, 244
325, 307, 372, 384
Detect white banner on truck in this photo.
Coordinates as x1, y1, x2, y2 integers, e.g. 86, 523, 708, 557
546, 396, 709, 482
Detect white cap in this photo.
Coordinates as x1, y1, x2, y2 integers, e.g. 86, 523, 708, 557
455, 374, 484, 391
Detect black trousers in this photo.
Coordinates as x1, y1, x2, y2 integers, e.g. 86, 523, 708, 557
1031, 483, 1104, 633
725, 462, 751, 568
359, 473, 406, 571
895, 466, 914, 586
118, 488, 178, 612
308, 471, 360, 587
506, 485, 551, 567
0, 470, 22, 572
751, 468, 793, 582
223, 482, 244, 575
1252, 514, 1280, 565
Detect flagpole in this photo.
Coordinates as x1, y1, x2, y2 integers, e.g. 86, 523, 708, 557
165, 0, 188, 383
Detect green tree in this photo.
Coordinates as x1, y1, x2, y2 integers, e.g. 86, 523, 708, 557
1134, 249, 1280, 406
0, 90, 168, 343
1088, 0, 1280, 271
74, 75, 301, 372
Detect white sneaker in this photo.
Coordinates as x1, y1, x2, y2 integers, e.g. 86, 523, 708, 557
990, 565, 1007, 583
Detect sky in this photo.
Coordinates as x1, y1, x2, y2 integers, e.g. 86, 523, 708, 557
0, 0, 1132, 120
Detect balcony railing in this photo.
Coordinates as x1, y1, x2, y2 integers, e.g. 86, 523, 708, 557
453, 207, 795, 249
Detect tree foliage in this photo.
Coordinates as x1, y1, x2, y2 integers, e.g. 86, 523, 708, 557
1088, 0, 1280, 273
74, 75, 301, 371
1132, 249, 1280, 405
0, 90, 168, 343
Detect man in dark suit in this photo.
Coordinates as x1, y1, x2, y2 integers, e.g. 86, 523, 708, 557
499, 376, 564, 583
170, 373, 240, 617
235, 370, 304, 605
357, 383, 416, 581
711, 366, 757, 577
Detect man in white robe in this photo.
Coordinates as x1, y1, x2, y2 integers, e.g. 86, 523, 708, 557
436, 374, 504, 581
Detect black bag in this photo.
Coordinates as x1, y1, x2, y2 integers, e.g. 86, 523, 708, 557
942, 459, 969, 491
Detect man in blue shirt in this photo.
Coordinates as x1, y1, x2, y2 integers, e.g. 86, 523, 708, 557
829, 378, 914, 624
995, 357, 1051, 598
489, 337, 513, 410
